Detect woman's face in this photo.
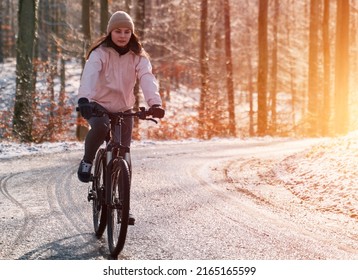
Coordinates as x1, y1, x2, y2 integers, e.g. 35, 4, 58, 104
111, 28, 131, 47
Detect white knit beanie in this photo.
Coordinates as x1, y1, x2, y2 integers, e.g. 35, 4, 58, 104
107, 11, 134, 34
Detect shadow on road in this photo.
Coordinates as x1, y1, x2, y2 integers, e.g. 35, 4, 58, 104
18, 233, 108, 260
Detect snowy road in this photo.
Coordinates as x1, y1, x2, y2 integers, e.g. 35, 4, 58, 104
1, 138, 357, 260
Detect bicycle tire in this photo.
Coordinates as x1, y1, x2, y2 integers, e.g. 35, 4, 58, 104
107, 158, 131, 258
124, 152, 132, 179
92, 148, 107, 238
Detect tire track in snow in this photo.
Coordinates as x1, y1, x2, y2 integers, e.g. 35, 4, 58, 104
0, 174, 36, 258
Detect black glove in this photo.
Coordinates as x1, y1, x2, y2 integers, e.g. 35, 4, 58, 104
78, 98, 93, 120
149, 104, 165, 119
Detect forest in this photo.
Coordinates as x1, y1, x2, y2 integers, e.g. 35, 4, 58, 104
0, 0, 356, 143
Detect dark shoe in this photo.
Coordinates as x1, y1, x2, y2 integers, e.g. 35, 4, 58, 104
129, 212, 135, 226
77, 160, 92, 183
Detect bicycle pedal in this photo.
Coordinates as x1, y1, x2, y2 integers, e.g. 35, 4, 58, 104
87, 190, 94, 202
128, 215, 135, 226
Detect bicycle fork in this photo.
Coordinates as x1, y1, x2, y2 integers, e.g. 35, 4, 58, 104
105, 149, 114, 207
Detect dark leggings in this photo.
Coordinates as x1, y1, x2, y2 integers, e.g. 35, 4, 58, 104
83, 112, 133, 163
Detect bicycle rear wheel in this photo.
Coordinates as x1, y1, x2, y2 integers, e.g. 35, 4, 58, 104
91, 148, 107, 237
107, 158, 131, 258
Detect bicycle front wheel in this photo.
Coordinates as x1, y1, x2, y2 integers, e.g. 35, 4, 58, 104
92, 148, 107, 238
107, 158, 131, 258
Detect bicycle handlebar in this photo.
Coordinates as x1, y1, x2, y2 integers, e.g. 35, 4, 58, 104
103, 107, 158, 123
76, 106, 158, 123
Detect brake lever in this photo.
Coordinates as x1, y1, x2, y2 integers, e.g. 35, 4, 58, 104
147, 118, 158, 124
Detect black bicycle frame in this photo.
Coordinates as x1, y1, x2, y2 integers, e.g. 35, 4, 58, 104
104, 114, 131, 207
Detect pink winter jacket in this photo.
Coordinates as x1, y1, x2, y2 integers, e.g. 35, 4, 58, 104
78, 45, 162, 113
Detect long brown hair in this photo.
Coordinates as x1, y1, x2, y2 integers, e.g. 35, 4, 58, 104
85, 32, 148, 60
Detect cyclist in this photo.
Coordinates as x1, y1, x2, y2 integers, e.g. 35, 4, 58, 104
77, 11, 164, 183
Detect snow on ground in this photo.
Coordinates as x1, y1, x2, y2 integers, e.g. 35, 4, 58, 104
275, 130, 358, 220
0, 141, 83, 159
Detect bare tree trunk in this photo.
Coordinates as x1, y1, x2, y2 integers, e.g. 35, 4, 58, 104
322, 0, 330, 136
58, 56, 66, 135
13, 0, 38, 142
46, 63, 56, 141
1, 0, 17, 59
257, 0, 268, 136
248, 53, 254, 137
46, 0, 59, 142
209, 3, 225, 139
82, 0, 91, 66
198, 0, 209, 139
307, 0, 320, 136
76, 0, 91, 141
134, 0, 146, 97
244, 0, 254, 137
334, 0, 350, 135
132, 0, 145, 139
269, 0, 279, 134
0, 1, 4, 63
223, 0, 236, 137
38, 0, 49, 61
285, 0, 297, 133
100, 0, 109, 35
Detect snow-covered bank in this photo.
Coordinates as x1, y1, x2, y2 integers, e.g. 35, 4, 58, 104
0, 141, 83, 159
276, 131, 358, 220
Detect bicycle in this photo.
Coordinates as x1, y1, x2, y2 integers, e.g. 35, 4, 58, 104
83, 106, 160, 258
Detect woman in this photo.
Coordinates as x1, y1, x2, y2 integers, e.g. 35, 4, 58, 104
77, 11, 164, 183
